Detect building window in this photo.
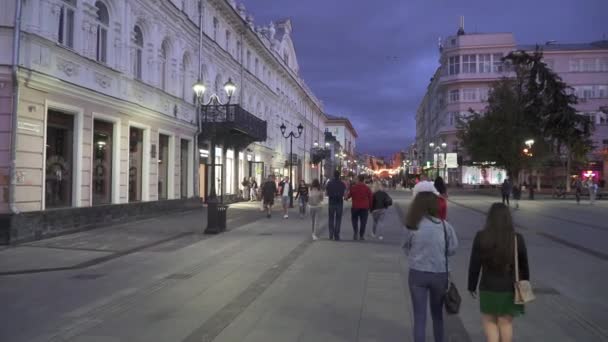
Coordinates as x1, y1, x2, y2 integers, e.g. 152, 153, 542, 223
180, 139, 190, 198
45, 110, 74, 208
236, 40, 242, 62
582, 58, 597, 72
599, 113, 607, 125
283, 52, 289, 67
462, 54, 477, 73
158, 134, 170, 200
478, 54, 491, 73
226, 149, 234, 194
92, 119, 113, 205
58, 0, 76, 48
448, 56, 460, 75
598, 85, 608, 99
95, 1, 109, 63
255, 58, 259, 76
569, 59, 580, 72
246, 50, 251, 70
600, 58, 608, 72
225, 30, 231, 53
492, 53, 504, 73
160, 40, 169, 91
182, 54, 189, 100
129, 127, 144, 202
449, 89, 460, 103
133, 25, 144, 80
213, 17, 219, 41
480, 88, 490, 101
462, 88, 477, 102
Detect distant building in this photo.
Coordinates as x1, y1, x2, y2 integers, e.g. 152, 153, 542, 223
325, 114, 358, 175
416, 20, 608, 186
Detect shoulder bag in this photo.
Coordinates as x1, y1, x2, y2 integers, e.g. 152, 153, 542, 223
443, 221, 461, 314
514, 235, 535, 304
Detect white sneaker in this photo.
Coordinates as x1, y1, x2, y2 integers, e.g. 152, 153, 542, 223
378, 236, 384, 240
312, 234, 319, 241
284, 214, 289, 219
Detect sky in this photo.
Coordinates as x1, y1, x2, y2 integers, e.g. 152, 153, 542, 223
245, 0, 608, 157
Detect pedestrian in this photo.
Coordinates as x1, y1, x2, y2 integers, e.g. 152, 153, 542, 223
261, 175, 277, 219
574, 178, 583, 204
588, 179, 598, 205
370, 182, 392, 240
241, 177, 250, 201
326, 170, 347, 240
501, 179, 512, 206
347, 174, 373, 241
434, 176, 448, 220
512, 184, 521, 209
249, 177, 258, 201
403, 191, 458, 342
278, 177, 292, 219
308, 179, 323, 241
413, 174, 439, 198
468, 203, 530, 342
295, 179, 309, 218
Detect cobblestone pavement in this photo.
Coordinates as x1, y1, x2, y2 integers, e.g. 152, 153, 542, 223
1, 192, 607, 341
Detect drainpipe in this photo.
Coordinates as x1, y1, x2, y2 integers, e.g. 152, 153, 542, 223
9, 0, 23, 215
193, 0, 204, 199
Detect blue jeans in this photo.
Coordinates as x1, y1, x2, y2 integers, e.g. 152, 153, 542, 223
328, 203, 343, 239
408, 269, 448, 342
351, 208, 369, 237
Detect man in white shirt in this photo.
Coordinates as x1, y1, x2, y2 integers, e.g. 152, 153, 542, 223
280, 177, 291, 218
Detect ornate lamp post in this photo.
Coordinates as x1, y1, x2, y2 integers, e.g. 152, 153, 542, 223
280, 122, 303, 208
193, 77, 237, 234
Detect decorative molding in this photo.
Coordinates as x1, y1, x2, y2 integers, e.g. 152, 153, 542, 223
94, 72, 112, 89
56, 57, 80, 77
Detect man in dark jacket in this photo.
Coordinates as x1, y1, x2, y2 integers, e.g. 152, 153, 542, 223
261, 175, 277, 218
347, 174, 373, 241
501, 179, 512, 206
326, 170, 347, 240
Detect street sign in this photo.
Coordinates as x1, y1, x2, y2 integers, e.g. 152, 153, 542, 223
446, 153, 458, 168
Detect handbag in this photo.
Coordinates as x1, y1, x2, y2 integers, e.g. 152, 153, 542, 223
442, 221, 461, 314
514, 235, 535, 304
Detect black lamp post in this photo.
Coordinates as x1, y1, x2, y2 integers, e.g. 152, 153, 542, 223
193, 77, 236, 234
280, 122, 303, 208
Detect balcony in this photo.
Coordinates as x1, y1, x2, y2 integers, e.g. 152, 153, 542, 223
199, 98, 267, 149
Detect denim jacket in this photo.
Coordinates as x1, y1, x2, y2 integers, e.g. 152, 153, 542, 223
402, 217, 458, 273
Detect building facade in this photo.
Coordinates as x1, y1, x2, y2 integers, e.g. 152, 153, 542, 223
0, 0, 326, 242
416, 23, 608, 186
325, 114, 358, 175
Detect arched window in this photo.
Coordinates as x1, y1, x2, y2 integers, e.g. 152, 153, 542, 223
95, 1, 109, 63
58, 0, 76, 48
213, 17, 219, 41
133, 25, 144, 80
182, 53, 190, 101
160, 40, 170, 91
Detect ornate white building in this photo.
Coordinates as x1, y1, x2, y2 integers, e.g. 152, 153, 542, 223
0, 0, 327, 242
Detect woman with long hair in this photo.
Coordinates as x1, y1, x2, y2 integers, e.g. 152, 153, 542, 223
468, 203, 530, 342
308, 179, 324, 240
295, 179, 309, 218
403, 191, 458, 342
434, 176, 448, 220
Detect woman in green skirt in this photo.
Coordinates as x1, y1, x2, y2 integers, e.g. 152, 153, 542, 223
468, 203, 530, 342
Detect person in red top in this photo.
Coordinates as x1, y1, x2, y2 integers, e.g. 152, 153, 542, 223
434, 176, 448, 220
347, 174, 373, 241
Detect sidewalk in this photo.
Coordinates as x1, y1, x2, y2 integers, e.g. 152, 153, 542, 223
0, 201, 265, 275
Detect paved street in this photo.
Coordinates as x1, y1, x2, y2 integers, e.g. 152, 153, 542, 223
1, 192, 608, 341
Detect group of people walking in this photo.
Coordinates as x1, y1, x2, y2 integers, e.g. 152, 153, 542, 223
405, 175, 531, 342
501, 177, 600, 207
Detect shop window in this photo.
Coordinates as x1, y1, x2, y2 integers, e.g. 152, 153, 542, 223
92, 120, 113, 205
129, 127, 144, 202
45, 110, 74, 208
180, 139, 190, 198
158, 134, 170, 200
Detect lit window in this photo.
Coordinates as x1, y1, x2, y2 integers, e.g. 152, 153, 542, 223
478, 54, 491, 73
158, 134, 170, 200
133, 26, 144, 80
93, 119, 113, 205
58, 0, 76, 48
95, 1, 109, 63
448, 56, 460, 75
46, 110, 75, 208
462, 54, 477, 73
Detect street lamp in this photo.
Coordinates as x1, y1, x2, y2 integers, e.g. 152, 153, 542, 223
193, 77, 237, 234
280, 122, 304, 208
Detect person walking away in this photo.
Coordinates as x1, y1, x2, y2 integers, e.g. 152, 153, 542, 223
434, 176, 448, 220
403, 192, 458, 342
241, 177, 250, 201
326, 170, 347, 240
347, 174, 373, 241
249, 177, 258, 201
261, 175, 277, 218
512, 184, 521, 209
468, 203, 530, 342
589, 179, 598, 205
574, 178, 583, 204
295, 179, 309, 218
371, 182, 392, 240
278, 177, 291, 219
308, 179, 323, 241
501, 179, 512, 206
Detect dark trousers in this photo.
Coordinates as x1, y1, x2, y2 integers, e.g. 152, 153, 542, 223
351, 208, 369, 237
328, 203, 343, 239
502, 193, 510, 205
409, 269, 448, 342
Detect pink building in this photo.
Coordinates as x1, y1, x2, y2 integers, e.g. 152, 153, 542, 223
416, 23, 608, 186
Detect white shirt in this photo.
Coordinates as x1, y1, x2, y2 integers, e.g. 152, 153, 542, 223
282, 182, 290, 197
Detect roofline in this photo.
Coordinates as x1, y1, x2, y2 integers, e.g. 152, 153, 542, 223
326, 117, 358, 138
